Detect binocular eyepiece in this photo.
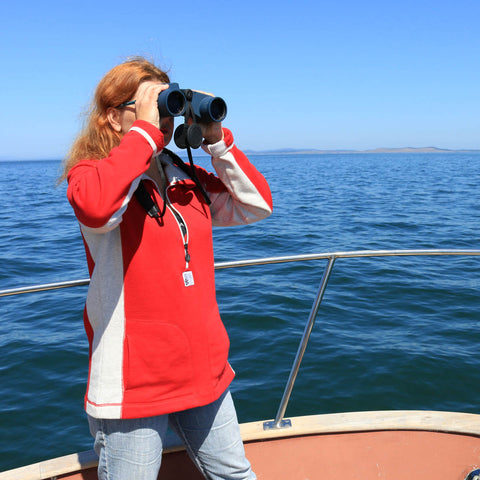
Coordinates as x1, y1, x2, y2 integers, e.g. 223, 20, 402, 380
157, 83, 227, 124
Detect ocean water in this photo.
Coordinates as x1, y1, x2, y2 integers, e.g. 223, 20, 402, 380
0, 153, 479, 471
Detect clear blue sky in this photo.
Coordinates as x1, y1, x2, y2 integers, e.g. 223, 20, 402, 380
1, 0, 479, 159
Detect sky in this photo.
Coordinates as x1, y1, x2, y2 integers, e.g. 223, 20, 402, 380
1, 0, 479, 159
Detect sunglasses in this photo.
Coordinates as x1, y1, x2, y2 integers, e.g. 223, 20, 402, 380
115, 100, 136, 109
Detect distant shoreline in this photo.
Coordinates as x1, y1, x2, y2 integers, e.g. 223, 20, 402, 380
244, 147, 480, 155
2, 146, 480, 162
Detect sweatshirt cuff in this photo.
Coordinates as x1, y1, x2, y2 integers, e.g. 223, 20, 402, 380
129, 120, 165, 156
202, 128, 234, 157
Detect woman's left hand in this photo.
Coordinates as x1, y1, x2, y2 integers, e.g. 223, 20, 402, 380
201, 122, 224, 145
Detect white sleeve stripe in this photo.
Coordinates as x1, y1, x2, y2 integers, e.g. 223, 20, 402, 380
201, 132, 234, 157
210, 150, 272, 225
130, 126, 157, 156
79, 176, 142, 233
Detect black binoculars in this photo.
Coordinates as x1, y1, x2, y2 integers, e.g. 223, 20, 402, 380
157, 83, 227, 124
157, 83, 227, 149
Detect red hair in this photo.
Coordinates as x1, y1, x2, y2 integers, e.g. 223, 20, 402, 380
60, 57, 169, 181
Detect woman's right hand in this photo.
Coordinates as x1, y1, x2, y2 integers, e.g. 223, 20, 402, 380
134, 82, 170, 130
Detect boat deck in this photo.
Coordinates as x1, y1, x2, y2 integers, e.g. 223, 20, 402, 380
4, 411, 480, 479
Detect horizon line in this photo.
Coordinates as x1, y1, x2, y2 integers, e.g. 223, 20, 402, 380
2, 145, 480, 162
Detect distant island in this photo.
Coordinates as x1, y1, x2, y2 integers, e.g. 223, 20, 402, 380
243, 146, 480, 155
167, 146, 480, 159
2, 146, 480, 162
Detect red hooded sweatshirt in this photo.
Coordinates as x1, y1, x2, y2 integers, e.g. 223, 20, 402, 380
67, 121, 272, 419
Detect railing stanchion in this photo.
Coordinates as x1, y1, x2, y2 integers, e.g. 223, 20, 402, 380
264, 256, 337, 430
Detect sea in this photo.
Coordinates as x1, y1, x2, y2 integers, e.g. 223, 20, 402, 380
0, 152, 479, 472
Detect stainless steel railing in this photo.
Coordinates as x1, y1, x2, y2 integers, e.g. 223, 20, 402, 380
1, 249, 479, 429
3, 249, 478, 297
261, 249, 480, 429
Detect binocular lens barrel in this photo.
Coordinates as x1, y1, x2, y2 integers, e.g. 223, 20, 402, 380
157, 84, 186, 117
199, 97, 227, 123
166, 90, 187, 116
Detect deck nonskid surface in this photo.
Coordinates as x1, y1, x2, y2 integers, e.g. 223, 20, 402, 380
242, 430, 480, 480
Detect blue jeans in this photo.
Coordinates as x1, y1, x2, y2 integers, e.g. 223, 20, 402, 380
87, 389, 256, 480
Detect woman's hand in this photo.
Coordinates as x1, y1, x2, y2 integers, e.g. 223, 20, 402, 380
135, 82, 169, 129
200, 121, 224, 144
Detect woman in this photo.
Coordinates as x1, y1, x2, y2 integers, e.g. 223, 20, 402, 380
62, 57, 273, 479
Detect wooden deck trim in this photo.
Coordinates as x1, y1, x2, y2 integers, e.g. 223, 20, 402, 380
2, 410, 480, 480
240, 410, 480, 441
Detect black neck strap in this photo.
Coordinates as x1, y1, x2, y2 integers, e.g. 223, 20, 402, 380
163, 148, 211, 206
134, 149, 211, 220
